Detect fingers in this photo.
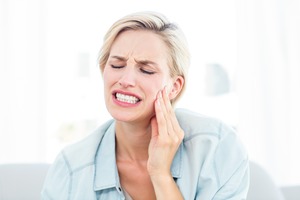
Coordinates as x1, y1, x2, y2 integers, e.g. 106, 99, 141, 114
148, 87, 184, 177
160, 88, 176, 135
161, 88, 183, 138
155, 87, 184, 141
154, 90, 168, 140
150, 116, 159, 138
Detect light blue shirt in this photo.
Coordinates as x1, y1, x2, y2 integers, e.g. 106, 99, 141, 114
41, 108, 249, 200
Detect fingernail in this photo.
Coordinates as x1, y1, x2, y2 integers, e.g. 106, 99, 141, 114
164, 86, 168, 95
159, 90, 162, 98
157, 98, 160, 105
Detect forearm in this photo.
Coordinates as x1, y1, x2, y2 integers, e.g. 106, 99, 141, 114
151, 174, 184, 200
149, 89, 184, 199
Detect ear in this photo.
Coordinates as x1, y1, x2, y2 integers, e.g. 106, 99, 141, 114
168, 76, 184, 100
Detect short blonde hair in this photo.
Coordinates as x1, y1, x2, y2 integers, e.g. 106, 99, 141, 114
98, 11, 190, 103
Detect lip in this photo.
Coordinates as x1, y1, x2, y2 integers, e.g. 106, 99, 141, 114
112, 90, 142, 107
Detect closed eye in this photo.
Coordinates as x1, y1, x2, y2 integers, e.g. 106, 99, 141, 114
111, 65, 124, 69
140, 68, 155, 75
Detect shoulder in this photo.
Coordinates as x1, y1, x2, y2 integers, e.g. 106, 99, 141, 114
175, 108, 228, 140
175, 107, 247, 158
59, 119, 114, 172
175, 108, 249, 197
41, 119, 115, 199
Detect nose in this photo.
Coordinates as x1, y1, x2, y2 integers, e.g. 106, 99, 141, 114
118, 66, 136, 88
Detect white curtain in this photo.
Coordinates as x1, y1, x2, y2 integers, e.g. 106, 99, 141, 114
236, 0, 300, 185
0, 0, 48, 162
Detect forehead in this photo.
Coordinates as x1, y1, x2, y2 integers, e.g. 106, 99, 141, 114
109, 30, 170, 64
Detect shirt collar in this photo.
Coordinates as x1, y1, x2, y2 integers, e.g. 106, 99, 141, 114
94, 121, 119, 191
93, 120, 183, 191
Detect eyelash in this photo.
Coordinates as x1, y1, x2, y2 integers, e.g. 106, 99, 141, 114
140, 68, 155, 75
111, 65, 124, 69
111, 65, 155, 75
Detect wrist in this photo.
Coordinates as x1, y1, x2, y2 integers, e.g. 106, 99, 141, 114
149, 172, 174, 184
149, 172, 184, 200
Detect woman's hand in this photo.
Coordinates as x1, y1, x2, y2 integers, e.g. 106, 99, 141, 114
147, 87, 184, 199
148, 87, 184, 178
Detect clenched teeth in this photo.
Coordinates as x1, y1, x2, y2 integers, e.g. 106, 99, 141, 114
116, 93, 140, 104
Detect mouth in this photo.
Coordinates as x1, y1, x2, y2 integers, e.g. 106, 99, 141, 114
113, 92, 141, 104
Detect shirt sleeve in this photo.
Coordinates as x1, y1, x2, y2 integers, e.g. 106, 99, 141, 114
41, 152, 71, 200
212, 123, 250, 200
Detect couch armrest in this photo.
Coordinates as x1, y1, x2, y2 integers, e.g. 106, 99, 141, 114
281, 185, 300, 200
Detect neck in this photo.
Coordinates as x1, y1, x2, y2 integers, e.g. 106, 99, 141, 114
115, 120, 152, 161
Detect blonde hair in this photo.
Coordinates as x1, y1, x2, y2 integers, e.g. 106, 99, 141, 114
98, 11, 190, 103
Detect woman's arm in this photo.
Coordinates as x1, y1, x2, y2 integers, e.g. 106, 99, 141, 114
148, 88, 184, 200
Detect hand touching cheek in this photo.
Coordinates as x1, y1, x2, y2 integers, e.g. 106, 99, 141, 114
147, 87, 184, 177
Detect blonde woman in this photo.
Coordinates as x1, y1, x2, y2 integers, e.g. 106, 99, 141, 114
42, 11, 249, 200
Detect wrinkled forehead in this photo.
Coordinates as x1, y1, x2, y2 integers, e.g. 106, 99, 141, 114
109, 30, 172, 70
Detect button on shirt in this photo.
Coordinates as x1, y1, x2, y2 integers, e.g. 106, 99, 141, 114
41, 108, 249, 200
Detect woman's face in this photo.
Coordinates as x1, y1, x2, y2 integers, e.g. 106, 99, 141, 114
103, 30, 175, 123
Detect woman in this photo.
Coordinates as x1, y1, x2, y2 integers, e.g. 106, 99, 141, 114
42, 11, 249, 200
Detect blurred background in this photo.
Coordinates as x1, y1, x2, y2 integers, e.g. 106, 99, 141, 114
0, 0, 299, 187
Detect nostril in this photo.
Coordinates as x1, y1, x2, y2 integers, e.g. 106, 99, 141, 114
118, 80, 129, 87
118, 77, 136, 87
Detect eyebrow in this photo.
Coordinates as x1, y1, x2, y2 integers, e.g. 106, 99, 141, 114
135, 59, 158, 67
110, 55, 128, 61
110, 55, 158, 67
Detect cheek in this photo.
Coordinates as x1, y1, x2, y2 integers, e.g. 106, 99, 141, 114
102, 67, 108, 83
146, 82, 164, 100
152, 77, 171, 92
102, 69, 114, 96
103, 68, 116, 86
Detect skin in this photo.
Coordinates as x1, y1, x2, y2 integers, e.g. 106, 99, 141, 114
103, 30, 184, 200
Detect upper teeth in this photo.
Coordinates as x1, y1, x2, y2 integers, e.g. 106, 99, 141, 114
116, 93, 139, 104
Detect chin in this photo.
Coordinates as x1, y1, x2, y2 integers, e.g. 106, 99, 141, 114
107, 108, 135, 121
109, 108, 154, 124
